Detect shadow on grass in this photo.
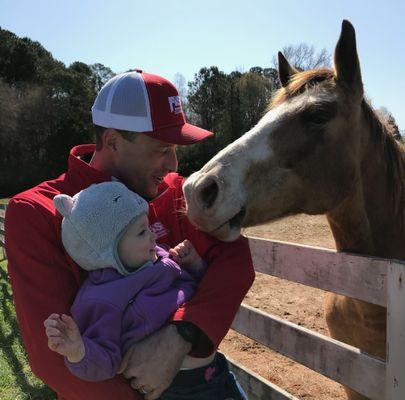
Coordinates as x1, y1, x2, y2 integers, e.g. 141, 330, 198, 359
0, 266, 55, 400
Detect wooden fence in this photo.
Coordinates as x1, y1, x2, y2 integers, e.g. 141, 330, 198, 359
228, 237, 405, 400
1, 203, 404, 399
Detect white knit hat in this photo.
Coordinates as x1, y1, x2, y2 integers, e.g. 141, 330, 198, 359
54, 182, 149, 275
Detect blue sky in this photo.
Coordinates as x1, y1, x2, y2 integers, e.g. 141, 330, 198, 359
1, 0, 405, 129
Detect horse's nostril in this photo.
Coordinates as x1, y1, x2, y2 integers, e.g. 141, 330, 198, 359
198, 178, 219, 210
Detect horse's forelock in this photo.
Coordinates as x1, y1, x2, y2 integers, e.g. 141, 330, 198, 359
269, 69, 335, 111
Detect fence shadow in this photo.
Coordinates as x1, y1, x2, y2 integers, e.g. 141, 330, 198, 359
0, 265, 55, 399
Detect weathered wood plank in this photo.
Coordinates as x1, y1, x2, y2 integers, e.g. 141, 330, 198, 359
227, 356, 299, 400
232, 303, 386, 400
386, 261, 405, 400
248, 236, 389, 307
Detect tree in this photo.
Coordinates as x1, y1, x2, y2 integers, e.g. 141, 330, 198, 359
178, 67, 231, 175
0, 28, 102, 195
90, 63, 115, 92
236, 71, 275, 132
173, 72, 189, 118
272, 43, 331, 71
188, 67, 230, 133
0, 28, 64, 85
180, 66, 280, 176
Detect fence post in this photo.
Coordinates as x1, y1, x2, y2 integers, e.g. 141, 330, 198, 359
386, 260, 405, 400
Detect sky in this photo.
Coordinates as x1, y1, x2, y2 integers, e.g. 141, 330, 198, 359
1, 0, 405, 129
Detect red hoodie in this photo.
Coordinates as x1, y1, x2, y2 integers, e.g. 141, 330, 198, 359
5, 144, 255, 400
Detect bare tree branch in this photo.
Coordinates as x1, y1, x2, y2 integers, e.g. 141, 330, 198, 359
272, 43, 332, 71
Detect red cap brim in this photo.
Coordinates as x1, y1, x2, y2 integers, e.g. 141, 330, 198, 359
145, 123, 214, 145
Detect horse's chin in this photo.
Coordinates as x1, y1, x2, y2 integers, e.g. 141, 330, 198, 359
206, 207, 246, 242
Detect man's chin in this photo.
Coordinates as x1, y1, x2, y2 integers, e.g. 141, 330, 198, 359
146, 187, 159, 200
125, 183, 158, 200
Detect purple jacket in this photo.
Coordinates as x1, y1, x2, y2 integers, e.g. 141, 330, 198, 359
65, 246, 201, 381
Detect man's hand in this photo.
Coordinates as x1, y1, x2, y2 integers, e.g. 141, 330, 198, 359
117, 324, 191, 400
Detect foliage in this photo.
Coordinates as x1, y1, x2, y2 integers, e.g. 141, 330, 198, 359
2, 27, 400, 194
0, 28, 114, 197
180, 66, 277, 176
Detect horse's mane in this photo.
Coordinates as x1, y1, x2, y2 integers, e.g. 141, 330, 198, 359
270, 69, 405, 220
362, 101, 405, 218
270, 69, 335, 108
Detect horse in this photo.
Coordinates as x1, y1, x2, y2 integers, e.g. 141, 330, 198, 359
183, 20, 405, 400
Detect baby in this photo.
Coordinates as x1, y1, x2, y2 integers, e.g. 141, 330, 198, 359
44, 181, 247, 399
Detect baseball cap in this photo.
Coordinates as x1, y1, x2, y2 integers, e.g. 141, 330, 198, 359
92, 69, 214, 145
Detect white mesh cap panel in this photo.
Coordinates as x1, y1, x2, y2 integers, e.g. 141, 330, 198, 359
92, 71, 152, 132
93, 79, 111, 112
111, 74, 147, 116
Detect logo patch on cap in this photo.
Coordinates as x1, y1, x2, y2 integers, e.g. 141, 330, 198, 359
168, 96, 182, 115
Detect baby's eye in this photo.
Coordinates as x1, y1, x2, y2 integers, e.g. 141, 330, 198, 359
138, 230, 146, 236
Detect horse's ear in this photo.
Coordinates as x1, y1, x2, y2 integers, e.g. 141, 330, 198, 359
278, 52, 298, 87
334, 20, 363, 97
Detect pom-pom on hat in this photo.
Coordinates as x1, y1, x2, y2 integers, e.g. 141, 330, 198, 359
92, 69, 214, 145
54, 182, 149, 275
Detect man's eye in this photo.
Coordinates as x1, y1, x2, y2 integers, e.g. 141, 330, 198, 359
158, 147, 175, 154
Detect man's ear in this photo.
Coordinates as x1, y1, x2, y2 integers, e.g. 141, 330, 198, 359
104, 128, 118, 151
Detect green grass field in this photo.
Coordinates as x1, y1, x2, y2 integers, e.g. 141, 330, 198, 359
0, 257, 55, 400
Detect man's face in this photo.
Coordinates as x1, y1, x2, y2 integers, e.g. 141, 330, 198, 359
114, 133, 178, 199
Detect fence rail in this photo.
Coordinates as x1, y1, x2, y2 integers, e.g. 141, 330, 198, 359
227, 237, 405, 400
0, 203, 404, 399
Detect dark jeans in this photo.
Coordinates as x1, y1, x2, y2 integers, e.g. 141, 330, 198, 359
159, 352, 248, 400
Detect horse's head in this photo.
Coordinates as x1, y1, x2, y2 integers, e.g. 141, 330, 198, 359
184, 20, 366, 241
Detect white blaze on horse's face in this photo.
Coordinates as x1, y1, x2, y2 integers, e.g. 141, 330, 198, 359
184, 93, 328, 242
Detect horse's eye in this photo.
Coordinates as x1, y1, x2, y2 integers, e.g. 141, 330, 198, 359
302, 105, 336, 126
310, 112, 331, 124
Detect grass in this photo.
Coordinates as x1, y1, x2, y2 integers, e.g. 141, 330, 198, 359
0, 257, 55, 400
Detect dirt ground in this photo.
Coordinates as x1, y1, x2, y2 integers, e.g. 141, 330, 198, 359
219, 214, 347, 399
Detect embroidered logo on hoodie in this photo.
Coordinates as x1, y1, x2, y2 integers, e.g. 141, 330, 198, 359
150, 221, 169, 239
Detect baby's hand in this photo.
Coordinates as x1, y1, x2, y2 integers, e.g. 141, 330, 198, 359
169, 240, 204, 271
44, 313, 85, 363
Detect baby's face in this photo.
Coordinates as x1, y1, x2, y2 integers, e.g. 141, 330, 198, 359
117, 213, 157, 269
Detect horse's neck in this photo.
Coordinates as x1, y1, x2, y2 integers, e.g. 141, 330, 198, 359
326, 187, 375, 254
327, 125, 405, 259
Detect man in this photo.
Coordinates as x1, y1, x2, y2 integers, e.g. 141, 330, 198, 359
5, 69, 254, 400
